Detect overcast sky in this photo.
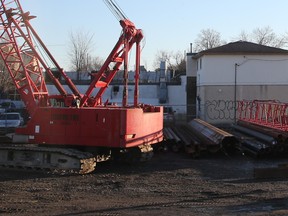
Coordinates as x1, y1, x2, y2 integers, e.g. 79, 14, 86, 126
20, 0, 288, 71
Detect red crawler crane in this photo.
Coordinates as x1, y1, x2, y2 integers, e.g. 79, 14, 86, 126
0, 0, 163, 173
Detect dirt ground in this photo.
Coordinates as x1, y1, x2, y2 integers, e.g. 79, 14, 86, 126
1, 149, 288, 216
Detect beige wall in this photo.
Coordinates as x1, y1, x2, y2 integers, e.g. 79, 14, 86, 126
197, 84, 288, 124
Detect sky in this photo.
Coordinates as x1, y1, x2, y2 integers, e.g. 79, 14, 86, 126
19, 0, 288, 71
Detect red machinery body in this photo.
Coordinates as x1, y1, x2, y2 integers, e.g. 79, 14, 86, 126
17, 106, 163, 147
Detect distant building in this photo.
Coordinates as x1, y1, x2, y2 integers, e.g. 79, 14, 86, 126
46, 63, 187, 120
61, 65, 174, 84
186, 41, 288, 123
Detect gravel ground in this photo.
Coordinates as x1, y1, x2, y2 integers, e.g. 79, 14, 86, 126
1, 150, 288, 216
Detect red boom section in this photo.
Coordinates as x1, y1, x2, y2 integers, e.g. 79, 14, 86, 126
81, 19, 143, 108
237, 100, 288, 131
0, 0, 81, 115
0, 1, 47, 115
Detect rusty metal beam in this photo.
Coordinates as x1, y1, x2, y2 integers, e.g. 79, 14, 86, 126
237, 120, 288, 143
188, 119, 238, 152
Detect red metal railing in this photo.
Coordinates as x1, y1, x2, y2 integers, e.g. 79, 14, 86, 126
237, 100, 288, 131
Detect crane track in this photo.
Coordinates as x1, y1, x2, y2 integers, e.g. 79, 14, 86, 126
0, 144, 97, 174
0, 144, 154, 174
113, 144, 154, 164
139, 144, 154, 162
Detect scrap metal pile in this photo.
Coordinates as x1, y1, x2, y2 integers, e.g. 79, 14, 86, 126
235, 100, 288, 157
163, 116, 288, 159
163, 119, 238, 158
232, 120, 288, 158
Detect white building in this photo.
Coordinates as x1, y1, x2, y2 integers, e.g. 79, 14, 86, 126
186, 41, 288, 124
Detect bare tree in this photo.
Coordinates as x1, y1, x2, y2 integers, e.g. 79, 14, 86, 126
0, 63, 15, 98
90, 56, 104, 71
68, 30, 94, 78
153, 50, 172, 70
172, 51, 186, 74
235, 30, 250, 41
153, 50, 186, 76
194, 28, 226, 52
234, 26, 288, 48
252, 26, 288, 48
271, 34, 288, 49
252, 26, 277, 46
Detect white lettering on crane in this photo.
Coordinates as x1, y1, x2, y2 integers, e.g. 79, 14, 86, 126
35, 125, 40, 133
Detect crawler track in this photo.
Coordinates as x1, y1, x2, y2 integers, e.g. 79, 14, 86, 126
113, 144, 154, 163
0, 144, 97, 174
0, 143, 155, 174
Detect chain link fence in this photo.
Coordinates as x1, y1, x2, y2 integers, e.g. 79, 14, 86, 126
168, 100, 241, 125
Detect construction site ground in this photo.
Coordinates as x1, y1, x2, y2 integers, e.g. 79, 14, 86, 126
1, 149, 288, 216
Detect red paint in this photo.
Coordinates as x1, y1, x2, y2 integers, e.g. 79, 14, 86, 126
237, 100, 288, 131
17, 106, 163, 147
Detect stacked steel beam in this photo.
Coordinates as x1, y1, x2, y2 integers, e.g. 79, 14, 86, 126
163, 119, 238, 157
172, 124, 202, 157
163, 127, 182, 152
188, 119, 238, 154
233, 120, 288, 157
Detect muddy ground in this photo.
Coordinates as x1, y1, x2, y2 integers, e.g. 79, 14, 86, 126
1, 149, 288, 216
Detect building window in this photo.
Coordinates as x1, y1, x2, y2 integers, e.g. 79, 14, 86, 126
197, 58, 203, 71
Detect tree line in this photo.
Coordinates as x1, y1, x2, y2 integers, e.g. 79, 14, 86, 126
155, 26, 288, 76
194, 26, 288, 52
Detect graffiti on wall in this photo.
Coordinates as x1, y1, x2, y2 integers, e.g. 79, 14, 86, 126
204, 100, 238, 120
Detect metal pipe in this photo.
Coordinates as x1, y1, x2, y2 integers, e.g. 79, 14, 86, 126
237, 120, 287, 143
232, 124, 277, 145
172, 126, 191, 146
167, 127, 181, 143
242, 139, 271, 156
172, 125, 201, 155
163, 128, 172, 140
189, 119, 238, 149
